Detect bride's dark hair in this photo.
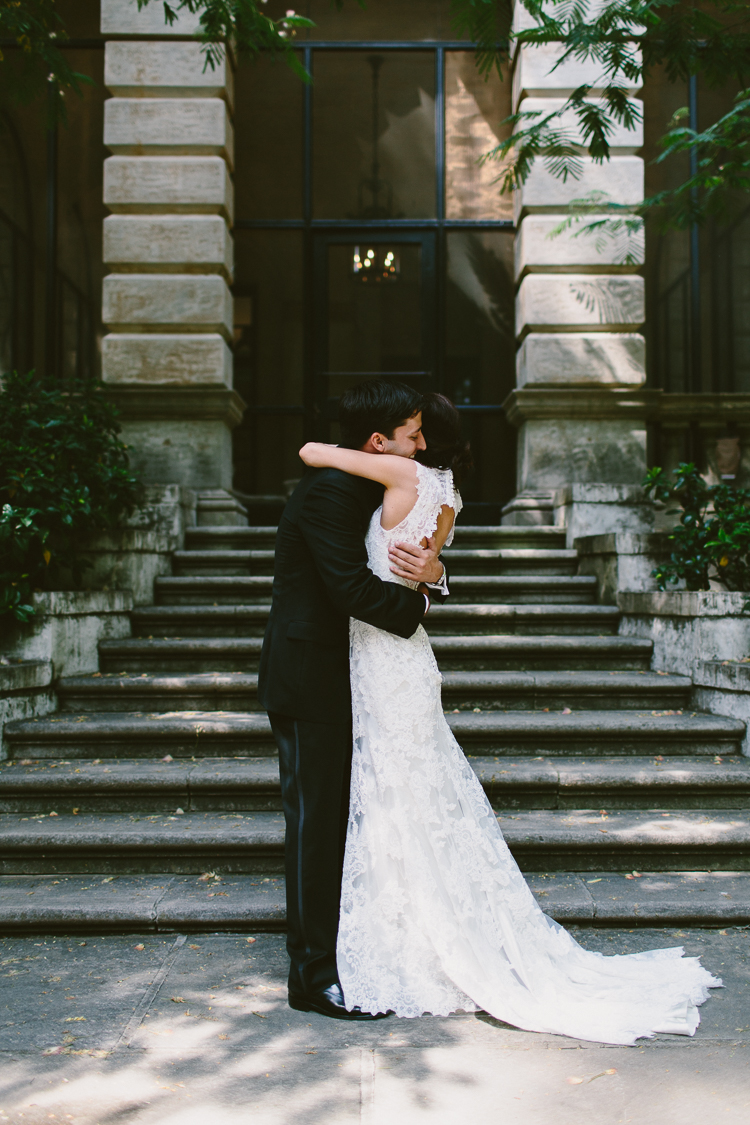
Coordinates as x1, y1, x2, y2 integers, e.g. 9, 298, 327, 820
415, 392, 473, 487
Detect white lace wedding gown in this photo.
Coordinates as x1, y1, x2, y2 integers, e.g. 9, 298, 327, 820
337, 462, 720, 1045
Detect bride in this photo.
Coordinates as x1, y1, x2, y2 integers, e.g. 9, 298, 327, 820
298, 392, 720, 1046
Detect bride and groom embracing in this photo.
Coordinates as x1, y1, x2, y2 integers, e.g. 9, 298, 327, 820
258, 379, 719, 1046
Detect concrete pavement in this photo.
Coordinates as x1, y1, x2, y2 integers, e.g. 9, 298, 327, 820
0, 926, 748, 1123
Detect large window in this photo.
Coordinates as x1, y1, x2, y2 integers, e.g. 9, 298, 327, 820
645, 72, 750, 396
0, 14, 104, 381
233, 25, 516, 517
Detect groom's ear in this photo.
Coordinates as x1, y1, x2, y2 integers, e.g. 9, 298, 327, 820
362, 433, 388, 455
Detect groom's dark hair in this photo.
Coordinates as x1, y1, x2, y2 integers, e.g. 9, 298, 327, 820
338, 380, 424, 450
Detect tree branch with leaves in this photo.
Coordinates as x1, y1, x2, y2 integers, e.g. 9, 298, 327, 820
0, 0, 92, 112
139, 1, 318, 83
451, 0, 750, 232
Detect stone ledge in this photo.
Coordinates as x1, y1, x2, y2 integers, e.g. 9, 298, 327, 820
0, 660, 53, 695
559, 483, 648, 507
694, 661, 750, 693
575, 532, 670, 557
657, 392, 750, 423
504, 387, 660, 424
26, 591, 134, 617
618, 591, 748, 618
106, 386, 245, 426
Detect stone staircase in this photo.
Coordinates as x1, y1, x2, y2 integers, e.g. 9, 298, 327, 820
2, 521, 750, 933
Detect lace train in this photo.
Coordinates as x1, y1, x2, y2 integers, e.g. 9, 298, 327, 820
336, 465, 721, 1045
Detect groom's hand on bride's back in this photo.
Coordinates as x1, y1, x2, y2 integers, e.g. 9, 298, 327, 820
388, 536, 444, 585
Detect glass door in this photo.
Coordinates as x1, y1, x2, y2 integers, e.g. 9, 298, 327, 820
312, 230, 436, 438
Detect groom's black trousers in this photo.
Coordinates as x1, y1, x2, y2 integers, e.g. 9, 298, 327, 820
268, 710, 353, 995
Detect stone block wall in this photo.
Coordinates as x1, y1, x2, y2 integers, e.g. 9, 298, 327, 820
101, 0, 243, 491
575, 530, 670, 604
0, 661, 56, 760
3, 592, 133, 680
502, 3, 649, 525
617, 592, 750, 753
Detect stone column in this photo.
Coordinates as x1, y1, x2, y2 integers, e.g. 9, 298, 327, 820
100, 0, 242, 490
502, 4, 650, 525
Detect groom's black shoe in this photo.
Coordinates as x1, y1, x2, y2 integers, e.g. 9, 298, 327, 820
288, 983, 389, 1021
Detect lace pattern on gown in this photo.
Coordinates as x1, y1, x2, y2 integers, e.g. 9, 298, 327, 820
337, 464, 720, 1044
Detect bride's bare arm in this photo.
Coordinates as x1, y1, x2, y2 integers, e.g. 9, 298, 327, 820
299, 442, 417, 490
432, 504, 456, 552
388, 505, 454, 582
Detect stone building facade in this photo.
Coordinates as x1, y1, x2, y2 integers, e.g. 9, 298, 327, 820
2, 0, 749, 517
4, 0, 750, 931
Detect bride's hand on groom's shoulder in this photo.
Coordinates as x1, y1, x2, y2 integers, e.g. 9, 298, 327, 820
388, 536, 444, 585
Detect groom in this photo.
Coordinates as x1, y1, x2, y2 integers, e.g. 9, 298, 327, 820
258, 380, 448, 1020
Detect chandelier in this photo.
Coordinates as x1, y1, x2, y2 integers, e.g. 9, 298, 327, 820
352, 245, 400, 284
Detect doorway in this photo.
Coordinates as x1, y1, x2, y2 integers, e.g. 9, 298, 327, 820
232, 38, 518, 519
313, 230, 436, 438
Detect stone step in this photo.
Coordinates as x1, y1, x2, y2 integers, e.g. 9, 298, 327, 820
154, 574, 596, 606
99, 637, 265, 673
2, 870, 750, 931
98, 634, 653, 674
449, 710, 744, 756
5, 713, 278, 759
443, 550, 579, 576
6, 710, 742, 759
185, 527, 277, 551
0, 807, 748, 874
427, 603, 621, 635
172, 550, 582, 581
2, 757, 749, 815
431, 635, 652, 671
130, 602, 622, 637
173, 550, 275, 576
0, 758, 281, 814
446, 576, 593, 602
54, 670, 693, 714
155, 576, 274, 605
183, 525, 568, 553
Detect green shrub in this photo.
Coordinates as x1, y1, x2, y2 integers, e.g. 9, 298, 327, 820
0, 370, 143, 622
643, 462, 750, 592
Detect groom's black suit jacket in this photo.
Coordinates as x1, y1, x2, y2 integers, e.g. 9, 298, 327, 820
258, 467, 430, 725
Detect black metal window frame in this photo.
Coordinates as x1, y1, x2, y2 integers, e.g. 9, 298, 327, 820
234, 41, 514, 430
0, 39, 103, 380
